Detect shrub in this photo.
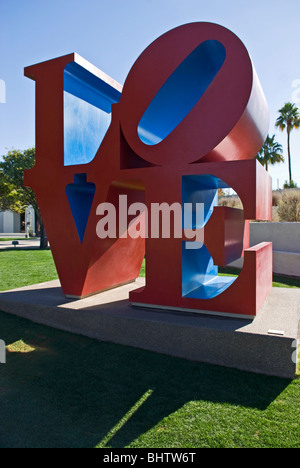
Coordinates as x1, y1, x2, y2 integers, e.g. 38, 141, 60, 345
277, 190, 300, 222
272, 192, 282, 207
284, 180, 298, 189
218, 196, 243, 210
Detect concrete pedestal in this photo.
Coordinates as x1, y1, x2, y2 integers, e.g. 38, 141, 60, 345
0, 279, 299, 379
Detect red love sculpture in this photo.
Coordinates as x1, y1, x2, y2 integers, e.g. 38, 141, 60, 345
24, 23, 272, 318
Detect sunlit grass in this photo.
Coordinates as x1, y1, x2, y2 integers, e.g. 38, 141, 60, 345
6, 339, 36, 354
0, 252, 298, 292
96, 389, 154, 448
0, 238, 28, 242
0, 249, 58, 291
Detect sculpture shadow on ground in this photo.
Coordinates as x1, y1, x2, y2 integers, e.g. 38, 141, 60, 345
0, 310, 291, 448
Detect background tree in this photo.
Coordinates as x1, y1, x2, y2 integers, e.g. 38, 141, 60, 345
0, 175, 25, 212
256, 134, 284, 172
0, 148, 48, 248
275, 102, 300, 184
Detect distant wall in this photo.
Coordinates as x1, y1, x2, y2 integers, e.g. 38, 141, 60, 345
0, 211, 21, 234
13, 213, 21, 233
229, 222, 300, 277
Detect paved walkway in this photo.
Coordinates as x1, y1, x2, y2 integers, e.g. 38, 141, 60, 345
0, 238, 41, 249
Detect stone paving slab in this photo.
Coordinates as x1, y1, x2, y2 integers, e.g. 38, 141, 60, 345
0, 279, 299, 379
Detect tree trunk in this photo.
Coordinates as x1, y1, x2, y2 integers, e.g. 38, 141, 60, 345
39, 218, 48, 249
34, 206, 48, 249
287, 129, 292, 183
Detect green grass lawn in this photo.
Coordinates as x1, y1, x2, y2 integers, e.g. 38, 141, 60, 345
0, 249, 299, 292
0, 238, 25, 242
0, 237, 38, 242
0, 249, 299, 448
0, 249, 58, 291
0, 310, 298, 448
218, 266, 300, 289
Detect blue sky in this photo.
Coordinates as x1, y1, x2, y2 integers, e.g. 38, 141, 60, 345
1, 0, 300, 189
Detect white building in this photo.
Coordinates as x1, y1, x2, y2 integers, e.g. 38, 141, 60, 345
0, 206, 35, 236
0, 211, 20, 233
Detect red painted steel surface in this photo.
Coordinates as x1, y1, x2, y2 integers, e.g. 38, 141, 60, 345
24, 23, 272, 317
120, 23, 269, 166
24, 56, 145, 298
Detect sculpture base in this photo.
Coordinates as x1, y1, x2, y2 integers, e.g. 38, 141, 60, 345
0, 278, 299, 379
131, 300, 254, 320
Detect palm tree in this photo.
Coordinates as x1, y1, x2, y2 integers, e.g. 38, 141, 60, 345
275, 102, 300, 183
256, 134, 284, 172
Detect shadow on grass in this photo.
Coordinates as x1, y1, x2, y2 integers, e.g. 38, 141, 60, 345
0, 311, 291, 448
